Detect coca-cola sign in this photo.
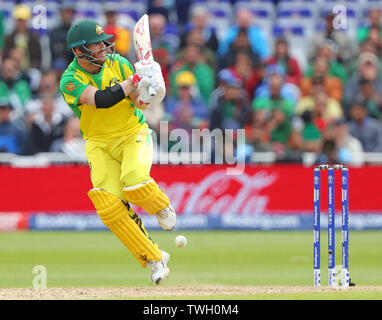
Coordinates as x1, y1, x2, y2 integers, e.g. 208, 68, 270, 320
156, 170, 278, 216
1, 165, 382, 217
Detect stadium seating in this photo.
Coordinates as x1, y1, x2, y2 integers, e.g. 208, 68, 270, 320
247, 8, 274, 38
277, 8, 316, 31
234, 0, 275, 17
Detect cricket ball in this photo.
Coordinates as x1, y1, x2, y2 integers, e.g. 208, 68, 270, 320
175, 235, 187, 248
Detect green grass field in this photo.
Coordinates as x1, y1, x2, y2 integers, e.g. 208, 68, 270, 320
0, 230, 382, 299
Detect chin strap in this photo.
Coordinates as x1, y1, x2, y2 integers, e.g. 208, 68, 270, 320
73, 41, 116, 67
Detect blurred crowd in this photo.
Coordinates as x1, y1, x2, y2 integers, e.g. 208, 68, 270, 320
1, 0, 382, 165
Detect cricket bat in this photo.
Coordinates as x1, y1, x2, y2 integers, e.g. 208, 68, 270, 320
134, 14, 156, 96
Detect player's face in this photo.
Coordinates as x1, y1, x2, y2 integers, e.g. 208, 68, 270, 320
87, 41, 107, 65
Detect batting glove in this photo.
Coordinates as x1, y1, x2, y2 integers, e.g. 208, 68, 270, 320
137, 76, 166, 105
128, 73, 141, 89
134, 60, 163, 78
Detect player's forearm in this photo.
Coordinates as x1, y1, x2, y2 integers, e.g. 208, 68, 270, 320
79, 79, 137, 108
120, 78, 138, 97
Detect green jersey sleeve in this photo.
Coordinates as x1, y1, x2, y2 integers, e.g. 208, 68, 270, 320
60, 73, 89, 113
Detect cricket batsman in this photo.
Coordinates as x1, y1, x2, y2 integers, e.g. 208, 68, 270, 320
59, 19, 176, 284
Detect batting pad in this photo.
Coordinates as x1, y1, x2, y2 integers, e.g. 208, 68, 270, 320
88, 188, 162, 267
122, 180, 170, 215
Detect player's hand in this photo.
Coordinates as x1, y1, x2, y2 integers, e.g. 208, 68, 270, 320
137, 76, 166, 105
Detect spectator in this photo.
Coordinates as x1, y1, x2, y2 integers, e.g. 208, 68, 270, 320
366, 26, 382, 58
300, 56, 343, 102
167, 104, 195, 153
266, 37, 302, 86
148, 0, 170, 21
166, 71, 209, 130
208, 68, 236, 118
245, 93, 272, 151
26, 70, 72, 119
309, 12, 354, 67
217, 8, 269, 61
150, 13, 180, 64
50, 116, 86, 160
210, 74, 250, 130
296, 85, 344, 126
247, 125, 272, 153
103, 3, 132, 57
179, 6, 219, 52
170, 44, 214, 104
0, 58, 32, 119
276, 130, 304, 163
355, 78, 382, 120
264, 108, 292, 146
253, 106, 299, 163
309, 90, 343, 132
333, 118, 364, 166
49, 2, 76, 71
357, 8, 382, 43
343, 52, 382, 113
346, 38, 380, 78
315, 138, 339, 165
361, 38, 380, 57
228, 51, 262, 101
7, 47, 39, 92
28, 97, 66, 154
2, 4, 42, 70
172, 105, 193, 138
245, 96, 271, 155
305, 40, 347, 83
218, 26, 261, 71
300, 110, 322, 153
176, 28, 218, 72
0, 97, 27, 154
348, 101, 382, 152
251, 104, 269, 129
253, 71, 296, 114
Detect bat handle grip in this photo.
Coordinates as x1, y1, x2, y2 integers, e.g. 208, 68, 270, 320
148, 86, 156, 97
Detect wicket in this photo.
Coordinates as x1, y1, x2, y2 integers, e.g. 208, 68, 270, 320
313, 164, 353, 287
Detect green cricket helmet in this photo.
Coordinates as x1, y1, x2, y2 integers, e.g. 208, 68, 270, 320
67, 19, 115, 66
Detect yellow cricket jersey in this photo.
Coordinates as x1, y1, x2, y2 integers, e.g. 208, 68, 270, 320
60, 54, 147, 140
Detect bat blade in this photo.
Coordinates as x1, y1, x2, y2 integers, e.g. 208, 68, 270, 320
134, 14, 154, 62
134, 14, 156, 96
